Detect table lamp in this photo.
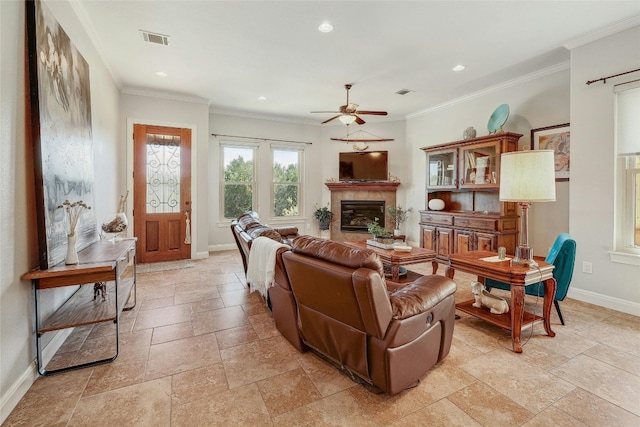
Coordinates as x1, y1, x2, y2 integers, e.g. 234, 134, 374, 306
499, 150, 556, 267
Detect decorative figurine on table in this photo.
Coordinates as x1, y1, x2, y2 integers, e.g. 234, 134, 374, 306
471, 281, 509, 314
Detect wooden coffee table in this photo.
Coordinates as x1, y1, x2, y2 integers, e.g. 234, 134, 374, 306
345, 241, 437, 285
445, 250, 556, 353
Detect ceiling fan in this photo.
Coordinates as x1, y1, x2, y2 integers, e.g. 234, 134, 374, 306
312, 84, 388, 125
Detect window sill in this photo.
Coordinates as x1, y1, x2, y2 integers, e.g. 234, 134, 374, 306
609, 251, 640, 266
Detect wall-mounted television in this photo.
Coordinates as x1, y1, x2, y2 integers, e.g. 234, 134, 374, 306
339, 151, 388, 181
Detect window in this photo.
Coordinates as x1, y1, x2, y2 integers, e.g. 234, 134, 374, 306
272, 147, 302, 217
613, 84, 640, 261
221, 144, 256, 219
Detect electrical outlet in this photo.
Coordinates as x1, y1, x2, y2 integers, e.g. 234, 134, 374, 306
582, 261, 593, 274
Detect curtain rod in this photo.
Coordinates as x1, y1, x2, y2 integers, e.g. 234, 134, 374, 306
211, 133, 312, 145
586, 68, 640, 85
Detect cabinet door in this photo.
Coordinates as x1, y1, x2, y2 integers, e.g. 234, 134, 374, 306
475, 232, 496, 252
459, 141, 500, 189
454, 230, 473, 254
421, 225, 437, 251
437, 227, 454, 257
426, 149, 457, 189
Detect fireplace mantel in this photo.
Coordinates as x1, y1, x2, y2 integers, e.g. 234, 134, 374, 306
325, 181, 400, 192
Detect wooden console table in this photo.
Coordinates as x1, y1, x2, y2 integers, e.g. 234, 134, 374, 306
445, 250, 556, 353
23, 238, 137, 375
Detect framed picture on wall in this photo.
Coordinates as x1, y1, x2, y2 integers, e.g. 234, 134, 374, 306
531, 123, 570, 182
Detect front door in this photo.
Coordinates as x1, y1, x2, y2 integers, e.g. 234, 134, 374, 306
133, 124, 192, 263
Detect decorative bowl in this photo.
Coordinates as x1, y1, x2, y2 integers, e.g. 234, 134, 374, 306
393, 245, 413, 252
428, 199, 445, 211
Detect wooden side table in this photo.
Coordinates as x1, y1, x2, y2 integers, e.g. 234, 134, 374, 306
445, 250, 556, 353
23, 238, 137, 375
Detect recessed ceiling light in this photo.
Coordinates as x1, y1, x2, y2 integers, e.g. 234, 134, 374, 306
258, 96, 267, 101
318, 22, 333, 33
452, 64, 466, 72
155, 71, 168, 77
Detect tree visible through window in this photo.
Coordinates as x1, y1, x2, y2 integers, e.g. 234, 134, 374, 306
273, 148, 301, 217
222, 145, 255, 219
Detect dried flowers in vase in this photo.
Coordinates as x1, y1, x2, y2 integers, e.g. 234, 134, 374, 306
57, 199, 91, 236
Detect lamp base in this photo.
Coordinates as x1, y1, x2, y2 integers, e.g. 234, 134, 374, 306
510, 246, 538, 268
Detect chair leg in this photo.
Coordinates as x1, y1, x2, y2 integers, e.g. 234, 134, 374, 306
554, 300, 565, 325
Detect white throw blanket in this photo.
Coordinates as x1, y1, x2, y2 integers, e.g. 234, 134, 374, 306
246, 236, 290, 301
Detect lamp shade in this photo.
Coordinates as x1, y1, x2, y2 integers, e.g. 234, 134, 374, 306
339, 114, 357, 125
499, 150, 556, 202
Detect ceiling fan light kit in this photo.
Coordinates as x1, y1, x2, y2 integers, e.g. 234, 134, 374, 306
312, 84, 388, 125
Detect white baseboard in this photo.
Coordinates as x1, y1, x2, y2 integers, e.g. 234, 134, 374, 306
0, 328, 71, 424
194, 251, 210, 259
568, 287, 640, 316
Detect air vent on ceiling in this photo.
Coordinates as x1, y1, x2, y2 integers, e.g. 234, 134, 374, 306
395, 88, 415, 96
140, 30, 169, 46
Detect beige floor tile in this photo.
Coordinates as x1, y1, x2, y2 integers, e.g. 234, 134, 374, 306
133, 303, 193, 330
191, 297, 225, 313
151, 321, 194, 345
257, 368, 322, 417
221, 335, 300, 388
448, 382, 534, 426
207, 272, 247, 286
249, 312, 281, 339
214, 324, 261, 349
171, 363, 229, 406
174, 285, 221, 305
145, 332, 221, 380
220, 288, 263, 307
82, 356, 148, 396
390, 398, 483, 427
171, 383, 272, 427
139, 295, 175, 311
295, 351, 357, 397
2, 370, 91, 427
583, 343, 640, 376
409, 361, 478, 405
192, 305, 250, 335
460, 349, 575, 414
550, 354, 640, 416
521, 406, 588, 427
68, 377, 171, 426
553, 387, 640, 427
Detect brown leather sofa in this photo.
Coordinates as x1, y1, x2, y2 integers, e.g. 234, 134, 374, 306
280, 235, 457, 395
230, 211, 299, 274
230, 212, 305, 352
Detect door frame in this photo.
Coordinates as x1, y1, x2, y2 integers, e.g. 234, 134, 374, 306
126, 118, 197, 260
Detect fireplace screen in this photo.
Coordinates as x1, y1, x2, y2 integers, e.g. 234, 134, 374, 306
341, 200, 385, 232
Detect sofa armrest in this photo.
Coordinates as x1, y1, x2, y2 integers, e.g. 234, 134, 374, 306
389, 275, 457, 320
273, 226, 299, 237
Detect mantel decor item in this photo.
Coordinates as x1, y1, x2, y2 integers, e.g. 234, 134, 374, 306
463, 127, 477, 140
488, 104, 510, 134
27, 0, 97, 268
313, 203, 333, 230
531, 123, 570, 182
499, 150, 556, 267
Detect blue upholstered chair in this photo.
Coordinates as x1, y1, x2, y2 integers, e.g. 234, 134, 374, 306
485, 233, 576, 325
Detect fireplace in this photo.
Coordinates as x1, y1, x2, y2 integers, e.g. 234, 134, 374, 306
341, 200, 385, 232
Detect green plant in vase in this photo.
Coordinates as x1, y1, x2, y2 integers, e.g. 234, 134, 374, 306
367, 218, 393, 242
313, 203, 333, 230
388, 205, 413, 235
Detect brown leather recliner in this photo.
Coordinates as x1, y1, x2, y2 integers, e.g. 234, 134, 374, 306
282, 236, 457, 395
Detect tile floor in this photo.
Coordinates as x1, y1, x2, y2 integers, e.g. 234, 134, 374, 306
4, 250, 640, 426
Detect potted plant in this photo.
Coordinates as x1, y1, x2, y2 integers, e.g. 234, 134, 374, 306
388, 205, 413, 236
313, 203, 333, 230
367, 218, 393, 243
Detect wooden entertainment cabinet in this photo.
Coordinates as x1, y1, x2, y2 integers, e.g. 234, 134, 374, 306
419, 132, 522, 263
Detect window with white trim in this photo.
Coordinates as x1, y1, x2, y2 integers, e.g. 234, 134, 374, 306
272, 147, 303, 217
614, 84, 640, 258
221, 143, 257, 219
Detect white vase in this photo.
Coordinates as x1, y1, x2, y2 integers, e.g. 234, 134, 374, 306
65, 234, 79, 265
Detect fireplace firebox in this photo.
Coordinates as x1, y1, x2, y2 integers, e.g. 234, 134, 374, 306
341, 200, 385, 232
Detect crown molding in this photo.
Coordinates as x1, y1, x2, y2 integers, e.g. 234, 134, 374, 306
406, 61, 570, 118
121, 88, 210, 105
68, 0, 122, 88
563, 15, 640, 50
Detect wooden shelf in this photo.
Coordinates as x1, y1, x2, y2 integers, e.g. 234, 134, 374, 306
455, 299, 542, 331
39, 277, 135, 333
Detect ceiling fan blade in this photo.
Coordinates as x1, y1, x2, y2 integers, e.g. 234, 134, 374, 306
321, 115, 342, 124
355, 115, 366, 125
354, 110, 388, 116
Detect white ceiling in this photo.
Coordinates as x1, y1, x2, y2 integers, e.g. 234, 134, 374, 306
75, 1, 640, 125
